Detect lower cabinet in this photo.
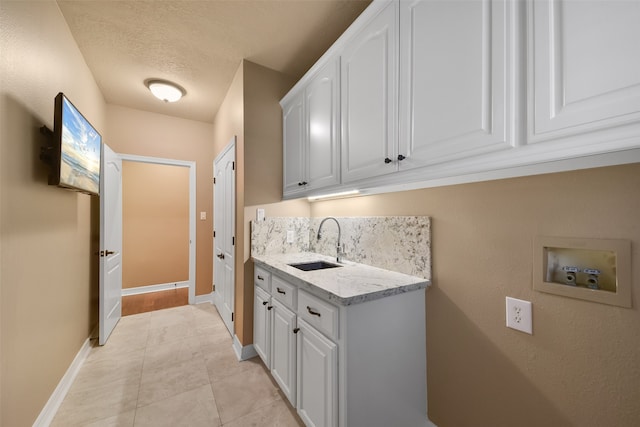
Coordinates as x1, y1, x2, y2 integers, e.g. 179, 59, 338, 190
253, 265, 428, 427
297, 318, 338, 427
270, 298, 297, 405
253, 285, 271, 366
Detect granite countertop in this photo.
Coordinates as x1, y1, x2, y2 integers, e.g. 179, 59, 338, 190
252, 252, 431, 306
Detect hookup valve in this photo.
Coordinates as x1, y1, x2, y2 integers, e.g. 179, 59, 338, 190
562, 266, 580, 286
583, 268, 601, 290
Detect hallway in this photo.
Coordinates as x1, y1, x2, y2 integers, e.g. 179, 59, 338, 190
51, 304, 303, 426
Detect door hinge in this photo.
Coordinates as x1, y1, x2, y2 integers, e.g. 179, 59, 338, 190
213, 177, 216, 184
232, 236, 235, 245
232, 161, 235, 170
213, 230, 216, 237
231, 312, 234, 321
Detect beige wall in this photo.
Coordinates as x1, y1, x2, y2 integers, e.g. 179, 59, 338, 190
106, 105, 214, 295
0, 1, 106, 425
211, 60, 296, 345
122, 161, 189, 288
311, 163, 640, 426
240, 62, 296, 344
212, 61, 245, 339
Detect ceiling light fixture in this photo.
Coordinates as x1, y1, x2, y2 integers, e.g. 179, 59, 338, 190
145, 79, 186, 103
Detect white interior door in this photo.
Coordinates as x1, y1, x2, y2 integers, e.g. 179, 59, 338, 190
99, 143, 123, 345
213, 138, 236, 335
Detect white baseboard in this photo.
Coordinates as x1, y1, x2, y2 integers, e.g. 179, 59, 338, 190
33, 336, 93, 427
232, 334, 258, 361
122, 281, 189, 296
195, 292, 214, 305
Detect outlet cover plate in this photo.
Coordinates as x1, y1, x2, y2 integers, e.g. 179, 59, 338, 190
506, 297, 533, 334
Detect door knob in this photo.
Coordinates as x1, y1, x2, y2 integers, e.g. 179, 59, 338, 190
101, 250, 115, 257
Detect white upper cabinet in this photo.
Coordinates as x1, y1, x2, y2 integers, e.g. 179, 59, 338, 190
281, 0, 640, 200
306, 59, 341, 191
341, 0, 398, 183
399, 0, 517, 169
528, 0, 640, 147
282, 58, 340, 198
282, 92, 306, 196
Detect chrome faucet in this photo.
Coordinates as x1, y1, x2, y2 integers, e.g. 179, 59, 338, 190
317, 217, 345, 263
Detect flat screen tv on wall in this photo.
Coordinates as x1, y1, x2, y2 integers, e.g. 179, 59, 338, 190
48, 92, 102, 196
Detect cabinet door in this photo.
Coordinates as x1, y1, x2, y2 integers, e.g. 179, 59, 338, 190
529, 0, 640, 144
341, 1, 398, 183
296, 319, 338, 427
399, 0, 516, 169
270, 299, 297, 405
253, 286, 271, 368
282, 92, 306, 196
306, 58, 341, 191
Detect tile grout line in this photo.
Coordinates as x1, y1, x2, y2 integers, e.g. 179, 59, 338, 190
132, 311, 152, 426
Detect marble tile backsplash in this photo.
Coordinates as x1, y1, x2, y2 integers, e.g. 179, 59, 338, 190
250, 217, 310, 255
251, 216, 431, 280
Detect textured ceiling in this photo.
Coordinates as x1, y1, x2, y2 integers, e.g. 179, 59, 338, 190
57, 0, 371, 123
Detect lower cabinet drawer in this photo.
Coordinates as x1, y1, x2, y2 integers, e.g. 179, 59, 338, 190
297, 289, 339, 340
255, 266, 271, 292
272, 275, 297, 310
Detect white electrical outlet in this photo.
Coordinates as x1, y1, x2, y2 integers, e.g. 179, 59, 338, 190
505, 297, 533, 334
287, 230, 295, 243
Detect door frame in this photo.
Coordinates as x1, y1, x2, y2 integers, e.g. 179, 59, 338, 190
119, 153, 197, 304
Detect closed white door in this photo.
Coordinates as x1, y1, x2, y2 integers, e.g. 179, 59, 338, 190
341, 0, 398, 183
99, 143, 122, 345
213, 138, 236, 335
270, 299, 297, 405
297, 319, 338, 427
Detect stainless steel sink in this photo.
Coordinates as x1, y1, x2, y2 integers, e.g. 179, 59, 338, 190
289, 261, 342, 271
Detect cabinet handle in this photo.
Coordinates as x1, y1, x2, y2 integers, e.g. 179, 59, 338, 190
293, 327, 300, 334
257, 275, 264, 281
397, 154, 406, 161
262, 301, 268, 306
277, 288, 286, 295
298, 181, 308, 186
267, 306, 273, 310
306, 306, 321, 317
384, 157, 392, 164
217, 253, 225, 260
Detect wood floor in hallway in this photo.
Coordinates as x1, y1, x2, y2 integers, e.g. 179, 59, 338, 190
122, 287, 189, 316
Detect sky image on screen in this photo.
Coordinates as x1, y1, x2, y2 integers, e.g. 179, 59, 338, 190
61, 96, 100, 194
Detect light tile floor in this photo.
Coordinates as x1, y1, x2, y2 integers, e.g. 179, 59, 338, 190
52, 303, 304, 427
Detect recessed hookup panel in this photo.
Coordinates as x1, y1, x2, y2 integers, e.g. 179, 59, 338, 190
533, 236, 631, 308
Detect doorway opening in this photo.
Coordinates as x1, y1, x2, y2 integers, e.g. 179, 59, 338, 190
120, 154, 196, 313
